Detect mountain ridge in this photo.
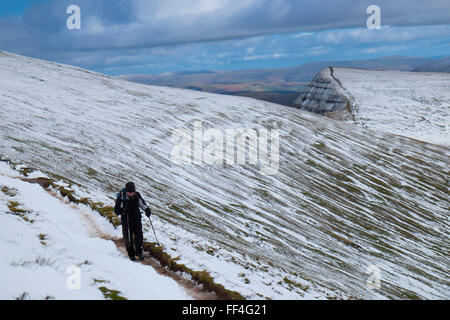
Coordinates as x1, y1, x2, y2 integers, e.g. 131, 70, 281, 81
295, 67, 450, 146
1, 51, 448, 300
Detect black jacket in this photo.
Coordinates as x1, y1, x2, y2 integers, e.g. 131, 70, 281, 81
114, 190, 150, 224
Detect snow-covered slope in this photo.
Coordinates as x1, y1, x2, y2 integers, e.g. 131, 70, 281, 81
0, 51, 449, 299
295, 67, 450, 146
0, 163, 190, 300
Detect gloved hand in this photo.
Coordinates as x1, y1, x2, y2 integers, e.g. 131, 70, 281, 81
145, 208, 152, 217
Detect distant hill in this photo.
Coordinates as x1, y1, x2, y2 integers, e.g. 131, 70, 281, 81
118, 56, 434, 107
413, 57, 450, 73
119, 56, 433, 86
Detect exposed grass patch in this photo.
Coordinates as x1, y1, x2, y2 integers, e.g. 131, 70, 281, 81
5, 135, 28, 144
93, 278, 111, 284
7, 201, 33, 222
313, 141, 326, 151
38, 233, 48, 246
143, 241, 244, 300
169, 204, 189, 215
399, 289, 421, 300
222, 206, 234, 214
305, 158, 317, 168
283, 277, 310, 292
89, 202, 121, 227
19, 167, 34, 177
152, 184, 166, 193
87, 168, 97, 176
206, 247, 217, 256
195, 199, 222, 215
98, 286, 127, 300
7, 201, 27, 214
58, 186, 78, 203
48, 173, 79, 187
1, 185, 17, 197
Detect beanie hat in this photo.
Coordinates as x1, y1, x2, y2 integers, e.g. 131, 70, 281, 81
125, 182, 135, 193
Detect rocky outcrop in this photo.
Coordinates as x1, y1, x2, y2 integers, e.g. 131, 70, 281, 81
295, 67, 450, 145
294, 67, 348, 114
294, 67, 361, 123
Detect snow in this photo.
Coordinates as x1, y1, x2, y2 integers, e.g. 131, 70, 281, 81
297, 67, 450, 146
0, 51, 449, 300
0, 169, 190, 300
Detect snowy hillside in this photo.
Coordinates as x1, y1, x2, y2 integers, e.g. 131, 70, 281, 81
0, 163, 190, 300
0, 51, 449, 300
295, 67, 450, 146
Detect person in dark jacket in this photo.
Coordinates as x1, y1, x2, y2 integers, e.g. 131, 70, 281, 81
114, 182, 152, 261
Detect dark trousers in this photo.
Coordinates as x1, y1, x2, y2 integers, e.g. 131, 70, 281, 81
122, 215, 143, 257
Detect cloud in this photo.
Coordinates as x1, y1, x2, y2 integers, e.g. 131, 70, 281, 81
242, 52, 284, 61
0, 0, 448, 74
317, 25, 450, 45
1, 0, 449, 54
294, 32, 314, 38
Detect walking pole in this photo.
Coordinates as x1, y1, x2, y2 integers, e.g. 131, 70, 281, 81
149, 216, 160, 246
127, 212, 131, 253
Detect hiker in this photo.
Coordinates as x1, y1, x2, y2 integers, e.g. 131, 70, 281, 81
114, 182, 152, 261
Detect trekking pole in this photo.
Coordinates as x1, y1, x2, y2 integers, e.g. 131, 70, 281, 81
149, 216, 160, 246
127, 212, 131, 252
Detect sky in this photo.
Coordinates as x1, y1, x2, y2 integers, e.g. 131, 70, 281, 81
0, 0, 449, 75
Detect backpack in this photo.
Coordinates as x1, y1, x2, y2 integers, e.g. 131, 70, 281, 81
117, 188, 127, 209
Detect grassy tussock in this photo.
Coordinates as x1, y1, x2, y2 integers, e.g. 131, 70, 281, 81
7, 201, 33, 223
143, 241, 245, 300
93, 278, 110, 284
1, 185, 17, 197
282, 277, 310, 292
38, 233, 47, 246
98, 286, 127, 300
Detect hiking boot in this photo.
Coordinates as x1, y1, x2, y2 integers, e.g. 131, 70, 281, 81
138, 254, 144, 261
129, 255, 136, 261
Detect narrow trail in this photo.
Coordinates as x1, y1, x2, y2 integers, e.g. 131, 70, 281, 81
17, 176, 218, 300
